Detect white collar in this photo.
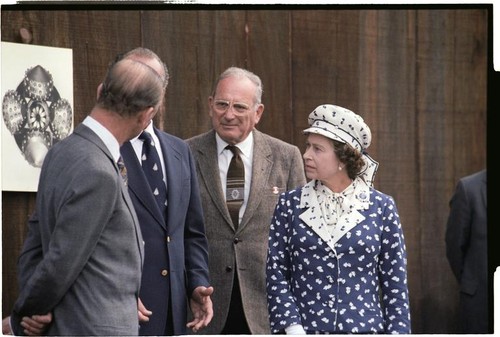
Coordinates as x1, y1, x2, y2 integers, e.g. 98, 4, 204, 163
130, 121, 156, 142
82, 116, 120, 163
299, 177, 371, 249
215, 131, 253, 159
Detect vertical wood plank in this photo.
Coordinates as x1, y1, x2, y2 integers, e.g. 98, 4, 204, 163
416, 9, 487, 333
245, 10, 292, 143
357, 8, 425, 332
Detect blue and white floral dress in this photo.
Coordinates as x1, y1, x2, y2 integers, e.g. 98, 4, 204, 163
266, 178, 411, 334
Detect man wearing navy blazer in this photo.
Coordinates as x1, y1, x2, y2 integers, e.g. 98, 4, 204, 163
445, 169, 488, 333
119, 48, 213, 336
7, 57, 164, 335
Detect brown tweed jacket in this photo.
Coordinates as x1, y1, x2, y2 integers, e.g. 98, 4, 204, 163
186, 129, 306, 334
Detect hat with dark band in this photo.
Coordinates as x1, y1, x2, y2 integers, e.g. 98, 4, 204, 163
303, 104, 379, 186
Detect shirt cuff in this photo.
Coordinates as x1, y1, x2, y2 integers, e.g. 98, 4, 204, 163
285, 323, 306, 335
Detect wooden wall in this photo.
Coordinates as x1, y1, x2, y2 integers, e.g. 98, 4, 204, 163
1, 5, 491, 334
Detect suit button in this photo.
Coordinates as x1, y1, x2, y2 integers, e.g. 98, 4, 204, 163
233, 238, 240, 244
225, 266, 233, 272
166, 236, 170, 243
161, 269, 168, 276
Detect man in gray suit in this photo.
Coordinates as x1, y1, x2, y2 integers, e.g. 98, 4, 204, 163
6, 57, 165, 335
186, 67, 306, 334
445, 169, 488, 333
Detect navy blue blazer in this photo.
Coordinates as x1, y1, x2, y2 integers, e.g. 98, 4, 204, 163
121, 127, 210, 335
267, 180, 411, 334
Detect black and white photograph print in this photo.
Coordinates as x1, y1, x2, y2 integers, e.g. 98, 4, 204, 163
1, 42, 73, 192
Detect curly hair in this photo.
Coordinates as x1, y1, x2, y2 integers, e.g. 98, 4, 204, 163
332, 140, 365, 181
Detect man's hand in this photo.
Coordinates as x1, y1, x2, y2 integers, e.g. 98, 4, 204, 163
21, 313, 53, 336
2, 317, 12, 335
187, 286, 214, 333
138, 298, 153, 322
3, 313, 53, 335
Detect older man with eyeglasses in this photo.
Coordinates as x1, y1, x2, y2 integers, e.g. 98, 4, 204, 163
186, 67, 306, 335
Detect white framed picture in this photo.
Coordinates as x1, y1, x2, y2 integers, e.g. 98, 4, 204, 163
1, 42, 73, 191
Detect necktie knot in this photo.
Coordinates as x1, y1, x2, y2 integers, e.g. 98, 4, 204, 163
226, 145, 241, 156
139, 131, 154, 146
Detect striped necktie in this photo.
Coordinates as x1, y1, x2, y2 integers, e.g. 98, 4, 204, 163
117, 156, 128, 186
139, 131, 167, 217
226, 145, 244, 228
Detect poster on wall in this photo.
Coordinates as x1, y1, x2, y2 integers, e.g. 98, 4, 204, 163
1, 42, 73, 192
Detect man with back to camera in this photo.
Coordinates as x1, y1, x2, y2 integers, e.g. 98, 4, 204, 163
5, 57, 164, 335
2, 47, 214, 336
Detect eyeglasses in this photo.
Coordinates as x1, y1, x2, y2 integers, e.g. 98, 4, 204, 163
212, 99, 253, 114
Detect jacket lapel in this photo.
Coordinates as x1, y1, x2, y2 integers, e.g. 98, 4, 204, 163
195, 131, 234, 227
155, 128, 182, 231
299, 180, 369, 251
239, 130, 272, 229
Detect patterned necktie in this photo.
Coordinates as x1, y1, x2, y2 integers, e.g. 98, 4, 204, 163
226, 145, 245, 228
139, 131, 167, 217
117, 156, 128, 186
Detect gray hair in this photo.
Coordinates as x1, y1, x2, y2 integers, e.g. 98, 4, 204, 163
212, 67, 263, 105
117, 47, 169, 89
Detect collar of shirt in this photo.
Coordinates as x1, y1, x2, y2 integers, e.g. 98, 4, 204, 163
129, 122, 166, 179
298, 177, 371, 248
215, 131, 253, 159
82, 116, 121, 163
300, 177, 371, 211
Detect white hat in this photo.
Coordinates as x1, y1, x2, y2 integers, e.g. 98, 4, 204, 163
304, 104, 379, 186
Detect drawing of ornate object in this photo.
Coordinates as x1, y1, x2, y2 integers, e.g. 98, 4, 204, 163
51, 98, 73, 141
2, 65, 73, 167
2, 90, 26, 134
21, 129, 52, 167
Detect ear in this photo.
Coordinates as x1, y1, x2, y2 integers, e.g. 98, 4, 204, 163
138, 106, 155, 129
254, 103, 265, 124
96, 83, 104, 100
208, 96, 214, 118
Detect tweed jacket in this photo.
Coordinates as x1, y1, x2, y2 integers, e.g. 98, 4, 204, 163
186, 129, 306, 334
121, 126, 210, 335
11, 124, 144, 336
445, 169, 488, 333
266, 179, 411, 334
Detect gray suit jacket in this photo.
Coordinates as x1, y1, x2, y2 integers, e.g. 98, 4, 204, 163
445, 169, 488, 333
11, 124, 144, 336
186, 129, 306, 334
